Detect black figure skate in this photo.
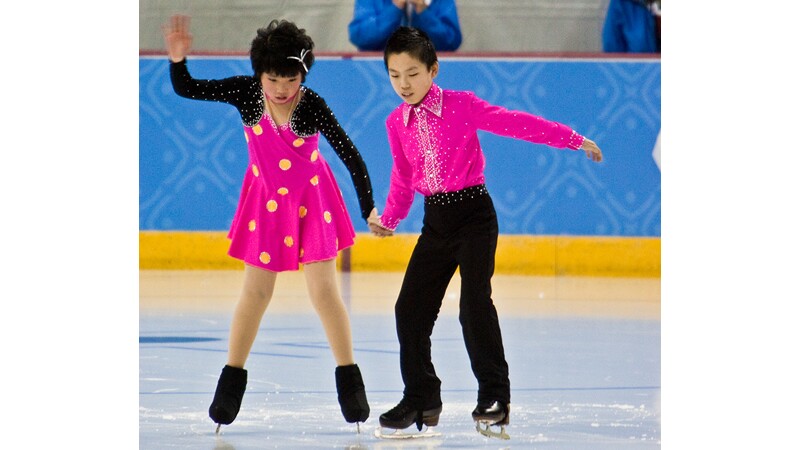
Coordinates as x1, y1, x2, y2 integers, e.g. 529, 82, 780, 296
472, 400, 510, 440
375, 398, 443, 439
208, 365, 247, 434
335, 364, 370, 432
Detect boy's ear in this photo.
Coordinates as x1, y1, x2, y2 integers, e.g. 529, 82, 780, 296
431, 61, 439, 78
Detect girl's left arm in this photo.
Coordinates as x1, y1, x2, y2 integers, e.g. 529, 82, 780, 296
312, 93, 376, 221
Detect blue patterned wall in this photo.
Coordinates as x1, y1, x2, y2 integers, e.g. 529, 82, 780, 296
140, 56, 660, 236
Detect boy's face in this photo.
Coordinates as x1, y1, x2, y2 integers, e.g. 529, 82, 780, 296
386, 52, 438, 105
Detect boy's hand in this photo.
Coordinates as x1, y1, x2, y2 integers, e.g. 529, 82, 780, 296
368, 208, 394, 237
581, 138, 603, 163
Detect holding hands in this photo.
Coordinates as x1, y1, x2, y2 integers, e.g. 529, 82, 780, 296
367, 208, 393, 237
162, 14, 193, 63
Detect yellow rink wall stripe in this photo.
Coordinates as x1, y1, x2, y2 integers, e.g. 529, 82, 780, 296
139, 231, 660, 277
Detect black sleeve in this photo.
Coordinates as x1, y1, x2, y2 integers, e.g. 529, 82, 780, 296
169, 59, 265, 127
301, 90, 375, 221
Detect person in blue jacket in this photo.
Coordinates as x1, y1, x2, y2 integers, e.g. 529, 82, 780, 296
348, 0, 462, 52
602, 0, 661, 53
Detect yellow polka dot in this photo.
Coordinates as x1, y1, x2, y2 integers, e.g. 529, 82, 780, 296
299, 206, 307, 218
251, 164, 259, 177
248, 220, 256, 232
310, 150, 319, 162
277, 187, 289, 195
266, 200, 278, 212
253, 125, 263, 136
293, 138, 305, 147
259, 252, 271, 264
279, 159, 292, 170
299, 248, 304, 258
284, 236, 294, 247
324, 211, 332, 223
310, 175, 319, 186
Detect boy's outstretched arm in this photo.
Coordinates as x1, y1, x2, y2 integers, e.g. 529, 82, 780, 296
581, 138, 603, 162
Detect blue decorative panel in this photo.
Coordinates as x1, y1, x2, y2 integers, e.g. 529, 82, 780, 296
140, 56, 660, 236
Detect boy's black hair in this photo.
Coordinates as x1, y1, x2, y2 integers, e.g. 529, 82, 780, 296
383, 26, 438, 70
250, 20, 315, 81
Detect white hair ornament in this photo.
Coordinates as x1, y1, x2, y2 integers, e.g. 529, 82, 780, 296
287, 49, 310, 73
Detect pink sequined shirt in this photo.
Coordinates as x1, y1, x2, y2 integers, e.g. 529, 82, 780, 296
379, 83, 586, 230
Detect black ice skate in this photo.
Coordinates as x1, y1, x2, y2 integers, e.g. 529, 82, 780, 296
375, 399, 443, 439
208, 365, 247, 434
335, 364, 370, 431
472, 400, 510, 440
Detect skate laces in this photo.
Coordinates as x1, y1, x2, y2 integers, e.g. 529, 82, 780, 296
386, 399, 425, 431
386, 399, 414, 416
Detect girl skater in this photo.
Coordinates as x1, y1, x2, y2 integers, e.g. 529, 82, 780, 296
161, 15, 375, 432
368, 27, 603, 438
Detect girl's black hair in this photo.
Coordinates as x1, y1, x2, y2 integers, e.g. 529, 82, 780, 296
383, 27, 438, 71
250, 20, 315, 81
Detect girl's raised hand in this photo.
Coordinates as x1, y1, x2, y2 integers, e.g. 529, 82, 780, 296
162, 14, 193, 63
581, 138, 603, 163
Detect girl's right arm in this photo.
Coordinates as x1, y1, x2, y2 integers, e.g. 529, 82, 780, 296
168, 60, 257, 106
162, 14, 264, 126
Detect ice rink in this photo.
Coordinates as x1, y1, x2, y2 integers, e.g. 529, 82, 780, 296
140, 270, 660, 449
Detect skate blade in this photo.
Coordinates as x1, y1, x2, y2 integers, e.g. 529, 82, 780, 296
476, 422, 510, 440
374, 425, 441, 439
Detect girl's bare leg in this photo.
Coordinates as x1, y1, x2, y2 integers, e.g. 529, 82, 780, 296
226, 264, 277, 368
303, 258, 355, 366
304, 258, 370, 423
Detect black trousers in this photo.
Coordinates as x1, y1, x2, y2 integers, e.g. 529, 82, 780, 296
395, 186, 510, 408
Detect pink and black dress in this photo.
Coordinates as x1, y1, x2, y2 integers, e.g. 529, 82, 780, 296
170, 59, 374, 272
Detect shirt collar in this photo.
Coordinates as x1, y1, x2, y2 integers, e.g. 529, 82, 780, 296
402, 83, 443, 127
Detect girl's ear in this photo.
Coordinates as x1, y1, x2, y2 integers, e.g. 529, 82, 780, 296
431, 61, 439, 78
